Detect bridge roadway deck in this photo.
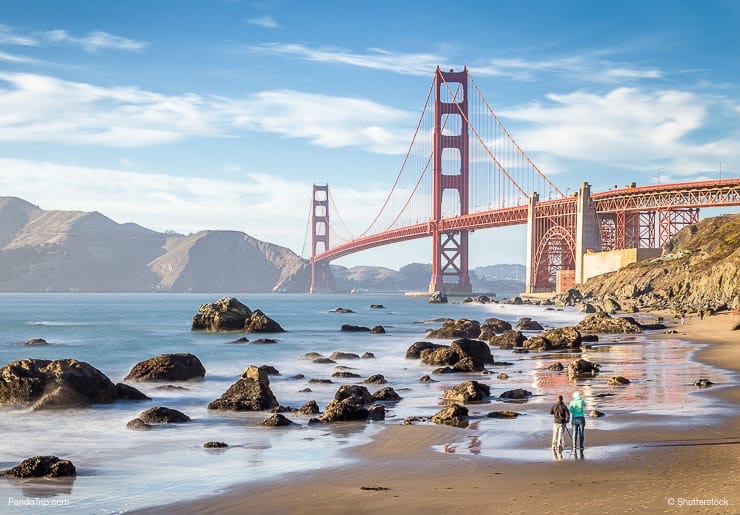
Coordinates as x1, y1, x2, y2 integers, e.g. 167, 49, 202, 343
313, 178, 740, 263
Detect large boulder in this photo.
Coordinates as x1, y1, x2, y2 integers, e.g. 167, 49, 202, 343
334, 384, 373, 404
568, 359, 601, 378
405, 341, 446, 359
442, 381, 490, 403
137, 406, 191, 423
515, 318, 544, 331
207, 365, 279, 411
0, 358, 145, 409
318, 398, 369, 422
124, 353, 206, 382
372, 386, 401, 401
244, 310, 285, 333
450, 338, 493, 364
524, 326, 582, 351
192, 297, 252, 332
2, 456, 76, 478
114, 383, 150, 400
429, 291, 448, 304
576, 312, 642, 334
427, 319, 481, 339
478, 318, 513, 340
431, 404, 468, 426
420, 347, 460, 367
489, 330, 526, 349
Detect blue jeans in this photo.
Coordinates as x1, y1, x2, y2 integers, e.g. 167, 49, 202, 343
573, 416, 585, 448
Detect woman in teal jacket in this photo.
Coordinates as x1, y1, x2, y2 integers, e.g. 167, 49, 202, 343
569, 391, 586, 450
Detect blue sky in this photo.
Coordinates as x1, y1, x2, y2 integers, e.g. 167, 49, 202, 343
0, 0, 737, 269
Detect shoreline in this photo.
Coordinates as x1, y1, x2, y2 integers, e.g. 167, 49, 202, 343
145, 311, 739, 515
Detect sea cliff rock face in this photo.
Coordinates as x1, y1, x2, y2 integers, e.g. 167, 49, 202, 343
576, 214, 740, 311
0, 358, 146, 409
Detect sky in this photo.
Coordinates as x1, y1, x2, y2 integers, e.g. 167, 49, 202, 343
0, 0, 738, 270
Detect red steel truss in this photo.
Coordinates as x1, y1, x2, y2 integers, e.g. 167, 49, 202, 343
530, 199, 577, 291
314, 179, 739, 269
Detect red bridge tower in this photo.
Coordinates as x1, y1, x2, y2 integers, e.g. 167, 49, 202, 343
428, 67, 472, 294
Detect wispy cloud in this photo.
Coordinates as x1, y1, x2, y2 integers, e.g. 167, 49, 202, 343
0, 158, 390, 256
0, 50, 40, 64
0, 23, 38, 46
0, 72, 415, 153
248, 42, 664, 84
245, 15, 281, 29
249, 43, 452, 76
42, 30, 147, 52
501, 87, 739, 176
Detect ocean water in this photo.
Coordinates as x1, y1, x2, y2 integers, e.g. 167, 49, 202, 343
0, 293, 727, 513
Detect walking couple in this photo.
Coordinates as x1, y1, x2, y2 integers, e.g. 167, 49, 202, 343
550, 392, 586, 451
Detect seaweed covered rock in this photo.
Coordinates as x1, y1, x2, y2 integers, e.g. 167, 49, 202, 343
405, 341, 446, 359
488, 330, 526, 349
576, 312, 642, 334
124, 353, 206, 382
431, 404, 468, 426
427, 319, 481, 339
442, 381, 490, 403
478, 318, 513, 340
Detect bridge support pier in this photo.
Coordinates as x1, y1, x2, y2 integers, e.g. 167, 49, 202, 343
575, 182, 601, 285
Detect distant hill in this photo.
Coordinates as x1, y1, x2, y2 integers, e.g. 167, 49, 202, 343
0, 197, 309, 293
0, 196, 526, 294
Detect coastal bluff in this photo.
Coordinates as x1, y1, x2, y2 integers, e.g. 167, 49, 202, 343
565, 213, 740, 312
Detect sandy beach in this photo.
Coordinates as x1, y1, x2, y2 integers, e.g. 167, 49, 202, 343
149, 312, 739, 515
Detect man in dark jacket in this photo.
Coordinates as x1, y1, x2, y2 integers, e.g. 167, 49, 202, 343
550, 394, 570, 451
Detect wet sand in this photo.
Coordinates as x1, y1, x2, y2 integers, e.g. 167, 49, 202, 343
148, 312, 739, 514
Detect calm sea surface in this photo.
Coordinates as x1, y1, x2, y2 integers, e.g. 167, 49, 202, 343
0, 293, 726, 513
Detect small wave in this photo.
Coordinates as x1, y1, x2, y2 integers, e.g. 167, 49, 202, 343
28, 321, 95, 327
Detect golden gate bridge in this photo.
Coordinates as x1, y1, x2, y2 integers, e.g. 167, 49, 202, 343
307, 67, 740, 294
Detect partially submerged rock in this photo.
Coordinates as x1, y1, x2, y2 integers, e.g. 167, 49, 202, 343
429, 291, 448, 304
608, 376, 631, 385
515, 318, 544, 331
694, 378, 714, 387
204, 441, 228, 448
192, 297, 252, 331
478, 318, 513, 340
2, 456, 76, 478
0, 358, 145, 409
488, 330, 526, 349
24, 338, 48, 346
126, 418, 153, 431
576, 312, 642, 334
500, 388, 532, 400
124, 353, 206, 382
487, 410, 519, 419
431, 404, 468, 426
405, 341, 446, 359
138, 406, 191, 424
427, 319, 481, 339
191, 297, 284, 333
208, 365, 279, 411
262, 413, 295, 427
372, 386, 401, 401
442, 381, 490, 403
567, 359, 601, 378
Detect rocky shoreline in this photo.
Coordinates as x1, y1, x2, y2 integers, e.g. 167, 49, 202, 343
3, 295, 734, 489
